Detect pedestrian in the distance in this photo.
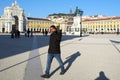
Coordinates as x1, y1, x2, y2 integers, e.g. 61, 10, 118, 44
42, 30, 45, 35
11, 30, 14, 39
45, 30, 48, 36
31, 29, 33, 37
27, 28, 30, 37
17, 30, 20, 38
41, 25, 65, 78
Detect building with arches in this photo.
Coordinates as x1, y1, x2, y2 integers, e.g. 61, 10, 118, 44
0, 1, 54, 33
1, 2, 120, 34
67, 15, 120, 35
0, 1, 26, 33
82, 16, 120, 34
27, 17, 54, 33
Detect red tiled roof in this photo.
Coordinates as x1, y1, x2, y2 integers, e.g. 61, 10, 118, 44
83, 17, 120, 22
67, 22, 73, 24
68, 18, 73, 20
27, 17, 52, 21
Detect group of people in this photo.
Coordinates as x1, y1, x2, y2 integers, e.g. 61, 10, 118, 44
11, 28, 33, 39
24, 29, 33, 37
42, 30, 48, 36
11, 29, 20, 39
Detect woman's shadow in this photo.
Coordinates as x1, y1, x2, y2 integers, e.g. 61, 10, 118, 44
50, 51, 81, 77
95, 71, 110, 80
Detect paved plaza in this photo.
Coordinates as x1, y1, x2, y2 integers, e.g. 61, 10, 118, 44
0, 33, 120, 80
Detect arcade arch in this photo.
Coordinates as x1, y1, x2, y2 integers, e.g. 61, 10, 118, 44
0, 1, 26, 33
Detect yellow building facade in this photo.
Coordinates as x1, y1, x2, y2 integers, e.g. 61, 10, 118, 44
83, 17, 120, 34
27, 17, 54, 32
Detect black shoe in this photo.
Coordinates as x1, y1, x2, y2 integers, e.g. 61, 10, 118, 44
41, 74, 50, 78
60, 71, 65, 75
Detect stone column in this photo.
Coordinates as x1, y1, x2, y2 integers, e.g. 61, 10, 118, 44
19, 15, 23, 32
8, 22, 11, 33
19, 20, 23, 32
0, 23, 3, 32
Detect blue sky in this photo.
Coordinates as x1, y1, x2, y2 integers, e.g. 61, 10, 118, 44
0, 0, 120, 18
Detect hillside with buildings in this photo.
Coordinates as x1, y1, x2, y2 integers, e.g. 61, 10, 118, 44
0, 2, 120, 35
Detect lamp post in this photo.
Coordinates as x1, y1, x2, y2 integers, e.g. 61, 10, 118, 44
79, 10, 83, 37
117, 26, 119, 35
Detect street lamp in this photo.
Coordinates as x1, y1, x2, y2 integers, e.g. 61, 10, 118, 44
117, 26, 119, 35
79, 9, 83, 37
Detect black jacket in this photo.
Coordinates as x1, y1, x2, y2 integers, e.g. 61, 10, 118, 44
48, 31, 62, 54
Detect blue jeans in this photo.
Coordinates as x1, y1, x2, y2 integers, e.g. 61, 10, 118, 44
45, 54, 64, 76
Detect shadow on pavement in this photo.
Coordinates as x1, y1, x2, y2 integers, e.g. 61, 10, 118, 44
110, 40, 120, 53
50, 51, 81, 77
0, 34, 79, 59
0, 35, 33, 59
110, 40, 120, 44
95, 71, 110, 80
0, 52, 46, 72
